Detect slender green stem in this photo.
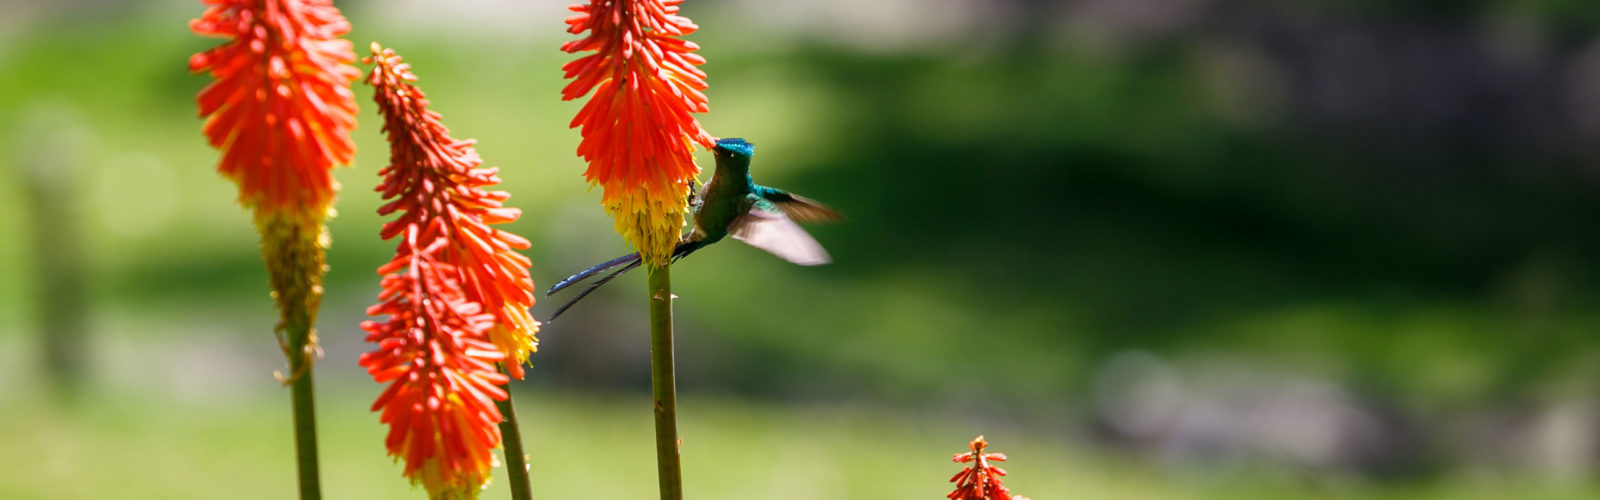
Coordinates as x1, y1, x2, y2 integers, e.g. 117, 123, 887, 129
262, 216, 325, 500
647, 264, 683, 500
284, 316, 321, 500
495, 364, 534, 500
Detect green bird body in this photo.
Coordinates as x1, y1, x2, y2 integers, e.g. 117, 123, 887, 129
545, 138, 840, 321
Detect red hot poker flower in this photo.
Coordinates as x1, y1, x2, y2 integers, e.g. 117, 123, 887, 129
189, 0, 361, 493
190, 0, 359, 224
360, 44, 540, 498
561, 0, 716, 265
948, 436, 1030, 500
364, 43, 540, 378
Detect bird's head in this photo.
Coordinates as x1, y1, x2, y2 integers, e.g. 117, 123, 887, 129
711, 138, 755, 174
712, 138, 755, 159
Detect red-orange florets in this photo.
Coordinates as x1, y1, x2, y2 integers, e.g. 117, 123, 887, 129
949, 436, 1030, 500
190, 0, 359, 223
360, 44, 540, 498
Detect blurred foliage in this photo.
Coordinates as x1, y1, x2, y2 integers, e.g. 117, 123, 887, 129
1, 0, 1599, 493
1, 0, 1598, 408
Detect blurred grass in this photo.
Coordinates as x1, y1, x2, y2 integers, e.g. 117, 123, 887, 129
2, 385, 1596, 500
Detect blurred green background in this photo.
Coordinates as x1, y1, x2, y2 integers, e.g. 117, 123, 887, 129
3, 0, 1600, 498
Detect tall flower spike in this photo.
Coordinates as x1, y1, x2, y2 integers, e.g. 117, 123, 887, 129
948, 436, 1030, 500
189, 1, 360, 496
562, 0, 716, 265
361, 43, 540, 498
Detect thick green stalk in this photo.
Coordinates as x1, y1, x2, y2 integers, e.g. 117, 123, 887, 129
284, 315, 321, 500
647, 264, 683, 500
495, 364, 534, 500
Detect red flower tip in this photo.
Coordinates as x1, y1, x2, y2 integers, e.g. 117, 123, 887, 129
190, 0, 359, 223
562, 0, 715, 264
361, 43, 542, 496
947, 436, 1029, 500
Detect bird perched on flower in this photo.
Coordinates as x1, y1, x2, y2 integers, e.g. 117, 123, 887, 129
545, 138, 841, 321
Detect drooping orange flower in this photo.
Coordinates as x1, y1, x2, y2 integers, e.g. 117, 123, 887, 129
190, 0, 359, 225
360, 44, 540, 498
562, 0, 716, 265
948, 436, 1030, 500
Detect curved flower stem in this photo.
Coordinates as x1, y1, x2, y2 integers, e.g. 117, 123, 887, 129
283, 312, 321, 500
647, 264, 683, 500
495, 364, 534, 500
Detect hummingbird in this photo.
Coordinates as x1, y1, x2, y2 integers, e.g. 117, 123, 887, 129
545, 137, 841, 321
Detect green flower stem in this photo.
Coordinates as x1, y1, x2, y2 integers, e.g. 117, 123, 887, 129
495, 364, 534, 500
647, 264, 683, 500
283, 312, 321, 500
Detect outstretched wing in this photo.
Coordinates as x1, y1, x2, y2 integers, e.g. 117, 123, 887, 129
757, 188, 843, 224
731, 206, 831, 266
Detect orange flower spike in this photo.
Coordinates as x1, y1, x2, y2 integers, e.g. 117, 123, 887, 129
562, 0, 715, 265
190, 0, 359, 224
361, 44, 540, 498
948, 436, 1030, 500
189, 1, 359, 493
365, 43, 541, 379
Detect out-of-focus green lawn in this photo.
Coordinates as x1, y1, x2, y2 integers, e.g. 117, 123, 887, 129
1, 385, 1594, 500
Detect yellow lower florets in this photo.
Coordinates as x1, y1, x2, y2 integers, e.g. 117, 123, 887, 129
605, 186, 690, 267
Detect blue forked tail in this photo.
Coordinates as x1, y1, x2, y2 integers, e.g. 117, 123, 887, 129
547, 252, 641, 296
544, 239, 708, 323
546, 258, 642, 322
